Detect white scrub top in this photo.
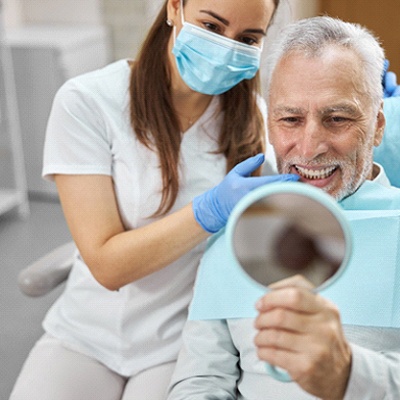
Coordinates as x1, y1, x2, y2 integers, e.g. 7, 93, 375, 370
41, 59, 243, 376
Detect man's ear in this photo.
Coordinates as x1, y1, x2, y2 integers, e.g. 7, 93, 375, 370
167, 0, 182, 26
374, 102, 386, 147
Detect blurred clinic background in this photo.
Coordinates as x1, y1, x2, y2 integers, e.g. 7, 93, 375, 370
0, 0, 399, 398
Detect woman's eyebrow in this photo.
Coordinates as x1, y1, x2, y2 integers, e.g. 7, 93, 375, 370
243, 28, 267, 36
199, 10, 267, 36
200, 10, 229, 26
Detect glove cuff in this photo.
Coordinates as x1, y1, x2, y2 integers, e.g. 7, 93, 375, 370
192, 189, 226, 233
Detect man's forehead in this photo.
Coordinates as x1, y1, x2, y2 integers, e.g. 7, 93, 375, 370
276, 46, 362, 70
269, 47, 364, 87
268, 50, 368, 116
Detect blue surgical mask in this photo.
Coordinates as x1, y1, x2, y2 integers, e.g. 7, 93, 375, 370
172, 2, 262, 95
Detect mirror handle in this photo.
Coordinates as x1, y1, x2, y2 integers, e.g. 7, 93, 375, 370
265, 363, 292, 382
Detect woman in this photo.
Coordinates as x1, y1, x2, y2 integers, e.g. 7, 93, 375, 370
10, 0, 294, 399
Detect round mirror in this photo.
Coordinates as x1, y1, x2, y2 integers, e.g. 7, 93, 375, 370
228, 182, 351, 291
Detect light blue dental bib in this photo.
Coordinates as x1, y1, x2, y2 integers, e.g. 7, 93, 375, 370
189, 181, 400, 328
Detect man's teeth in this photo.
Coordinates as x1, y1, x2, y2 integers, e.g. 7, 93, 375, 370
295, 165, 336, 180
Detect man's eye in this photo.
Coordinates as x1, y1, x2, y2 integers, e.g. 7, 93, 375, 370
281, 117, 299, 123
329, 116, 348, 123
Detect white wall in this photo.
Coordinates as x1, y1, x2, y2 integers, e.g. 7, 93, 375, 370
146, 0, 164, 21
287, 0, 319, 20
20, 0, 103, 25
102, 0, 147, 60
2, 0, 104, 30
2, 0, 23, 30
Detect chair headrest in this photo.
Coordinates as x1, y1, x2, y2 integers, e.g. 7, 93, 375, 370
374, 97, 400, 188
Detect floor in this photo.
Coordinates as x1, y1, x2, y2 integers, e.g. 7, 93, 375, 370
0, 199, 71, 400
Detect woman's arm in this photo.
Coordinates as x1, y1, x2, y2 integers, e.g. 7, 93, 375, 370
55, 174, 209, 290
56, 154, 296, 290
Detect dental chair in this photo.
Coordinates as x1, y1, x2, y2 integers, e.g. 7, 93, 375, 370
18, 241, 76, 297
18, 97, 400, 297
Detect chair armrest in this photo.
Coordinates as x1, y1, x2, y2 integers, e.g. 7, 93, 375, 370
18, 241, 76, 297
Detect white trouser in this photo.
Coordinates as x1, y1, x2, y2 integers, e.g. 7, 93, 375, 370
10, 333, 176, 400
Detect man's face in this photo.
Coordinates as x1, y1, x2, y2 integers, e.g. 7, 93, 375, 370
268, 47, 385, 201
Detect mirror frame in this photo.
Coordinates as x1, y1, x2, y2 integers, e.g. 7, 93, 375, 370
226, 182, 353, 292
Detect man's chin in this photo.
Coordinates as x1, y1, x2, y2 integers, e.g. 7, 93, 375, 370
323, 182, 360, 202
298, 178, 352, 202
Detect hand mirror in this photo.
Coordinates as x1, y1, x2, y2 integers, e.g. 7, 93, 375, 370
226, 182, 352, 382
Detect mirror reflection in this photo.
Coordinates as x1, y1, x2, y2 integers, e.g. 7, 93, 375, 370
233, 192, 346, 288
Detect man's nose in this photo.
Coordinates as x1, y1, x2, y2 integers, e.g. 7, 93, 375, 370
297, 121, 329, 159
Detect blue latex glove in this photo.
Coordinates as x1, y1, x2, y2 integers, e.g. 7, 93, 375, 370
192, 154, 299, 233
382, 59, 400, 97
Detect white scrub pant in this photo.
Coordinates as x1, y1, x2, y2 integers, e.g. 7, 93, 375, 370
10, 334, 176, 400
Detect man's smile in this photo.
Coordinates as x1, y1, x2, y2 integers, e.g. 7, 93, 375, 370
294, 165, 338, 180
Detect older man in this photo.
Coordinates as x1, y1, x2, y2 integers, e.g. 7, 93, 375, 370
167, 16, 400, 399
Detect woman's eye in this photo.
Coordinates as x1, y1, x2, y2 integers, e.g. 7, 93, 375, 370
203, 22, 220, 33
240, 36, 258, 46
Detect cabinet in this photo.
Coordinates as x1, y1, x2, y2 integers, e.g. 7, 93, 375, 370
0, 2, 29, 217
5, 24, 110, 197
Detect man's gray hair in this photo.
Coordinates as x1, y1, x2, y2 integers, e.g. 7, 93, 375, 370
265, 16, 385, 111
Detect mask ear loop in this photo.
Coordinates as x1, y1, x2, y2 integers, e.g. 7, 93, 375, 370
173, 25, 177, 45
170, 0, 184, 46
180, 0, 185, 25
167, 0, 186, 46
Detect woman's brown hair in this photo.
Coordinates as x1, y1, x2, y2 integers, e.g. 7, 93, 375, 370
130, 0, 279, 216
